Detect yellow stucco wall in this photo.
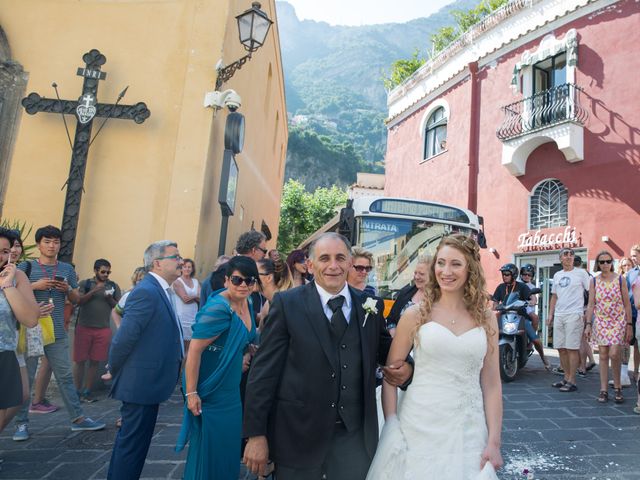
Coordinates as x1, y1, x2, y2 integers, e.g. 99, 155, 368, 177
0, 0, 287, 287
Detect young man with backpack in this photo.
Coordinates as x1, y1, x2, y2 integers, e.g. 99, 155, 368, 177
74, 259, 121, 402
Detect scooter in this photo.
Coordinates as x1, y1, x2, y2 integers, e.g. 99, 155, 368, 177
496, 288, 540, 382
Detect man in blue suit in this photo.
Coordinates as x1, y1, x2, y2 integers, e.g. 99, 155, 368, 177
107, 240, 184, 480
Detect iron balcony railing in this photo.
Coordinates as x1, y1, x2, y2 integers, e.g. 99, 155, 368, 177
496, 83, 589, 141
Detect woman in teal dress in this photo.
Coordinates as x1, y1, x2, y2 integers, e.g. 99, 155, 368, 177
176, 256, 258, 479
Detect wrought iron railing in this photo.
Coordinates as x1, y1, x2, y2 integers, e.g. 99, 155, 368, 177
496, 83, 589, 140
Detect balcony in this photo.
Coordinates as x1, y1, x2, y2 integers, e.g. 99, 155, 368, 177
496, 83, 589, 176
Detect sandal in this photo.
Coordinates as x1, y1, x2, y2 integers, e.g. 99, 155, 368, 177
614, 388, 624, 404
633, 405, 640, 415
559, 382, 578, 392
543, 359, 551, 371
552, 379, 567, 388
597, 390, 608, 403
115, 417, 122, 428
586, 362, 597, 371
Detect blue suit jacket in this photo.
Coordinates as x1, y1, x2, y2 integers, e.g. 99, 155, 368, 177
108, 274, 183, 405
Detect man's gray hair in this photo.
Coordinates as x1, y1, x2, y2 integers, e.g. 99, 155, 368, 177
308, 232, 352, 260
235, 230, 267, 255
143, 240, 178, 270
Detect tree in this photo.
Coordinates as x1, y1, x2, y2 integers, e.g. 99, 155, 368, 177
382, 49, 426, 91
277, 179, 348, 253
430, 0, 508, 56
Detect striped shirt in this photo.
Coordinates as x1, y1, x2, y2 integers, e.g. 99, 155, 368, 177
18, 260, 78, 340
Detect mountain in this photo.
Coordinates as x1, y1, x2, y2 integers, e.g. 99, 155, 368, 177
277, 0, 479, 191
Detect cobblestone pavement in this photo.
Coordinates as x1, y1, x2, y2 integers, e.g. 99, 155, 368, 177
1, 350, 640, 479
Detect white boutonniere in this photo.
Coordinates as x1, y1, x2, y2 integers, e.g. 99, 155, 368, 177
362, 297, 378, 327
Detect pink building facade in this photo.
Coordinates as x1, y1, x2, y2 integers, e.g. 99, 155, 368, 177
384, 0, 639, 342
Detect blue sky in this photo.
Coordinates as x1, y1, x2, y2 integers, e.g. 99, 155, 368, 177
282, 0, 456, 26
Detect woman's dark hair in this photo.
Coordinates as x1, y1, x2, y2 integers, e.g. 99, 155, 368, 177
225, 256, 260, 286
258, 258, 275, 275
35, 225, 62, 242
182, 258, 196, 278
0, 227, 18, 248
286, 249, 306, 274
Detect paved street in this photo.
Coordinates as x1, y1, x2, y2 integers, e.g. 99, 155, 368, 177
2, 350, 640, 479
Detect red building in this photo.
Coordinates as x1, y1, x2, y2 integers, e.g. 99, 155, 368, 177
383, 0, 639, 343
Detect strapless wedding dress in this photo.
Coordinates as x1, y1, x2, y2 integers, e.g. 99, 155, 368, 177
366, 322, 499, 480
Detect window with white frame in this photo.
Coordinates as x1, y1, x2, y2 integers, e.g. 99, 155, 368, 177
529, 179, 568, 229
423, 106, 447, 160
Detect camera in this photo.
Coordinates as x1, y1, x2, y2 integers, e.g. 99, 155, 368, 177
203, 89, 242, 111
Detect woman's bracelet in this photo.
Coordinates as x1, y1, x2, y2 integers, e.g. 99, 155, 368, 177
185, 391, 198, 397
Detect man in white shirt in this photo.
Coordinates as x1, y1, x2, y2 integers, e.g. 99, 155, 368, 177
547, 248, 590, 392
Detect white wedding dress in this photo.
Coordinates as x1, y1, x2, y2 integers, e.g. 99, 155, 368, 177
366, 322, 499, 480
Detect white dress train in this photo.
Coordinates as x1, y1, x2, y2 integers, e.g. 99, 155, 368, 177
366, 322, 499, 480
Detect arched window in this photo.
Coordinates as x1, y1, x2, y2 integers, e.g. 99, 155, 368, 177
423, 106, 447, 159
529, 179, 568, 229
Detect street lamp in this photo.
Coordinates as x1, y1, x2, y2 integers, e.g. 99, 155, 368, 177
215, 2, 273, 90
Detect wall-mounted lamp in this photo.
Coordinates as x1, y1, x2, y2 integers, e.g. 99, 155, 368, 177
215, 2, 273, 90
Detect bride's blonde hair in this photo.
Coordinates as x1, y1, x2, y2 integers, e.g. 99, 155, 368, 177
415, 234, 493, 341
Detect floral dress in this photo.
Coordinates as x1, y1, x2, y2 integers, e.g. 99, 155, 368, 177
593, 275, 626, 346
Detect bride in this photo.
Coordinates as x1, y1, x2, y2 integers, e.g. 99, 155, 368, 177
367, 234, 503, 479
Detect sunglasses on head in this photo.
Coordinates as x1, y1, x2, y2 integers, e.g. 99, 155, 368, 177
598, 259, 613, 265
353, 265, 373, 273
229, 275, 257, 287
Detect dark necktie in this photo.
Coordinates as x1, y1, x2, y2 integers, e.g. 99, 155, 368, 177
327, 295, 348, 340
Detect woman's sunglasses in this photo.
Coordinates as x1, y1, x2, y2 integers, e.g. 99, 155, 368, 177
353, 265, 373, 273
598, 259, 613, 265
229, 275, 257, 287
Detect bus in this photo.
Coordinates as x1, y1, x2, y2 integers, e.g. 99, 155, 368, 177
302, 196, 486, 307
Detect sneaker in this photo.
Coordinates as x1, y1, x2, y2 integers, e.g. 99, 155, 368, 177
552, 366, 564, 376
12, 424, 29, 441
80, 391, 98, 403
41, 398, 59, 409
71, 417, 105, 432
29, 402, 58, 414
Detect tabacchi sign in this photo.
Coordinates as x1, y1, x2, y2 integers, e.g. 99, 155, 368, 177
517, 226, 579, 251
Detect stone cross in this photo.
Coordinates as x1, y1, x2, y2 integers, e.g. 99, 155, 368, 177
21, 49, 150, 262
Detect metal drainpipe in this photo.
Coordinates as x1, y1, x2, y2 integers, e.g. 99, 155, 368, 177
467, 61, 480, 213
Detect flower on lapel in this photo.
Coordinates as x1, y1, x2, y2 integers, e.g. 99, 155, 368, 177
362, 297, 378, 327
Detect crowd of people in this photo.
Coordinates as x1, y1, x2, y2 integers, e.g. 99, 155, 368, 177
2, 222, 639, 479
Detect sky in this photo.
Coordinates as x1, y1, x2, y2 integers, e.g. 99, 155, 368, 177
282, 0, 457, 26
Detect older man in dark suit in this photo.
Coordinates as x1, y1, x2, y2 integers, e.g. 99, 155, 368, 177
243, 232, 411, 480
107, 240, 184, 480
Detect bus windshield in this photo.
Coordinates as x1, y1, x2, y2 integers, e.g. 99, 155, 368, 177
357, 216, 474, 299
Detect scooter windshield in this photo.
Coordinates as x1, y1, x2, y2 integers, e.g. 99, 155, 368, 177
504, 291, 521, 307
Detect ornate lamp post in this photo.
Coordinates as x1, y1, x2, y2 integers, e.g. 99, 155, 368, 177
215, 2, 273, 90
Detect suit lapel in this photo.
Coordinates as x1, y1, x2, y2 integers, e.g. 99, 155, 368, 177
350, 287, 373, 386
147, 275, 178, 324
302, 283, 337, 370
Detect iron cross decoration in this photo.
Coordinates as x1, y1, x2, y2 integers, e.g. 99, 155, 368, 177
21, 49, 150, 262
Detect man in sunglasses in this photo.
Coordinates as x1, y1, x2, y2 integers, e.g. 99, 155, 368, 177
107, 241, 184, 480
547, 248, 590, 393
244, 232, 412, 480
73, 258, 121, 402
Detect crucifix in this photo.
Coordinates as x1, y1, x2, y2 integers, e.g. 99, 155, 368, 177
21, 48, 150, 262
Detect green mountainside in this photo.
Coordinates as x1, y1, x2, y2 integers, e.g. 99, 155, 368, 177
277, 0, 478, 190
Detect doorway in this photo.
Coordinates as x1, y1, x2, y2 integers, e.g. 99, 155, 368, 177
516, 249, 586, 347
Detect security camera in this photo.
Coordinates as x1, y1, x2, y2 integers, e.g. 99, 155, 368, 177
203, 89, 242, 111
224, 90, 241, 111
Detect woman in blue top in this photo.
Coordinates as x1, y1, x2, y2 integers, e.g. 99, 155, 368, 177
176, 256, 258, 479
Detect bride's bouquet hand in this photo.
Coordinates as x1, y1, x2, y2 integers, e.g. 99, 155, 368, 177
480, 443, 503, 471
